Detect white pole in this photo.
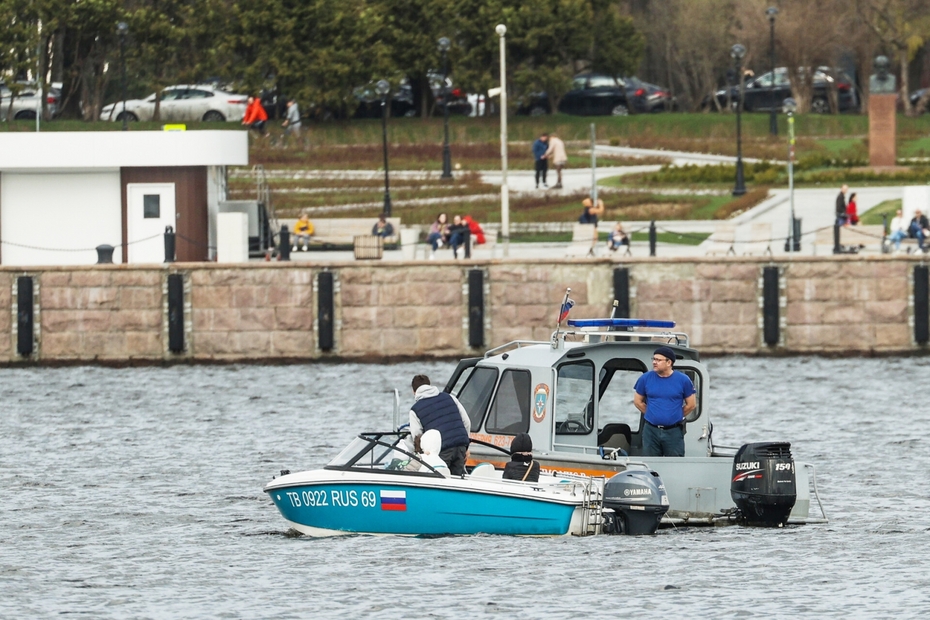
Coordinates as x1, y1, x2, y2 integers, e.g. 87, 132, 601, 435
590, 123, 597, 204
496, 24, 509, 257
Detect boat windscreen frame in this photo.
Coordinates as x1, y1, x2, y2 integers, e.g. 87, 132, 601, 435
323, 432, 447, 478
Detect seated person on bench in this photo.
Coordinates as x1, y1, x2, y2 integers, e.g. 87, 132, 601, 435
502, 433, 540, 482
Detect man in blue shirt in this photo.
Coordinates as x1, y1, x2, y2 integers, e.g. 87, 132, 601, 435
633, 346, 696, 457
532, 133, 549, 189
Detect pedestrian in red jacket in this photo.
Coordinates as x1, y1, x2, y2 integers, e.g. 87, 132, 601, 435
846, 192, 859, 226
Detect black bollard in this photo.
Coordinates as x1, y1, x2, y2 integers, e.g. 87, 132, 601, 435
167, 274, 185, 353
467, 270, 484, 348
279, 225, 291, 262
318, 271, 334, 351
792, 217, 802, 252
164, 226, 176, 263
464, 229, 472, 259
762, 266, 780, 346
95, 244, 115, 264
832, 222, 841, 254
915, 265, 929, 345
649, 220, 657, 257
17, 276, 34, 356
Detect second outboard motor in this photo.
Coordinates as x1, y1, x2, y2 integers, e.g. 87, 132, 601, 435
602, 469, 669, 535
730, 442, 797, 527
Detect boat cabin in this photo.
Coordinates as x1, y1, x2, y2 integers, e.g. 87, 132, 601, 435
448, 320, 711, 460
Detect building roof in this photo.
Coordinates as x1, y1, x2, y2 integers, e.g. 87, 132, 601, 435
0, 130, 249, 171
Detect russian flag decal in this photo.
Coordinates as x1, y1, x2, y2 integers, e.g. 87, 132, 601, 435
380, 490, 407, 511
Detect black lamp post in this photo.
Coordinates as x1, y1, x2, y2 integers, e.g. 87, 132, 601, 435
731, 43, 747, 197
438, 36, 453, 179
117, 21, 129, 131
376, 79, 392, 216
767, 7, 779, 136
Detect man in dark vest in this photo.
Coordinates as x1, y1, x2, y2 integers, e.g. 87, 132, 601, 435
835, 184, 848, 226
409, 374, 471, 476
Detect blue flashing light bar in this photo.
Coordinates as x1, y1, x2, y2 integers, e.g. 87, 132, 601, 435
566, 318, 676, 329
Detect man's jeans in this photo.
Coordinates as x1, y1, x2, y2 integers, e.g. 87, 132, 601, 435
642, 422, 685, 457
910, 222, 926, 249
439, 445, 468, 476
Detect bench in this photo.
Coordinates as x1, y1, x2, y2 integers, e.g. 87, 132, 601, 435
565, 223, 598, 257
740, 222, 773, 256
279, 217, 401, 249
704, 223, 736, 256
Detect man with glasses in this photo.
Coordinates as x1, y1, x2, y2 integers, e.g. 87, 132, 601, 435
633, 346, 696, 457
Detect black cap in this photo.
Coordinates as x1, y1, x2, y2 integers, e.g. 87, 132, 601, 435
511, 433, 533, 453
654, 346, 677, 364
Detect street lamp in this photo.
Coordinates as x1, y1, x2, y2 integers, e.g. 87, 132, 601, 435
376, 79, 392, 216
783, 97, 801, 252
438, 36, 453, 179
767, 7, 778, 136
496, 24, 509, 255
117, 21, 129, 131
731, 43, 747, 197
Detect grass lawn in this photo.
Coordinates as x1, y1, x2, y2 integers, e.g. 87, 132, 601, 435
630, 231, 710, 245
861, 199, 900, 226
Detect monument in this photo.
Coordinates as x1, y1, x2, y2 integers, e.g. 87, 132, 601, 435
869, 55, 897, 168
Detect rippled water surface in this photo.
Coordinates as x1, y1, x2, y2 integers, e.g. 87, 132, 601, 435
3, 357, 930, 618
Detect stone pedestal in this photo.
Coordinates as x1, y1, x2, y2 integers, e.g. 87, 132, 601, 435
869, 94, 897, 167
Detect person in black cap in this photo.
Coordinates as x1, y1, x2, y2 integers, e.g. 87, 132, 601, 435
502, 433, 540, 482
632, 346, 696, 457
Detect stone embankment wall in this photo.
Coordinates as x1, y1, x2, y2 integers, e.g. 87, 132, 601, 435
2, 256, 927, 364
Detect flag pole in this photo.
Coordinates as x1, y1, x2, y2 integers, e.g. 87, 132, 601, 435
553, 287, 572, 348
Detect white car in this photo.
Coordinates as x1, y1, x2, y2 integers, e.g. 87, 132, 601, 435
1, 83, 61, 120
101, 85, 248, 123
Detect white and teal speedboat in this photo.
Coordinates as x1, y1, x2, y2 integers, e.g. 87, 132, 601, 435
264, 432, 610, 537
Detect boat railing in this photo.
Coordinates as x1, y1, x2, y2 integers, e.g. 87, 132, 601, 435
555, 328, 690, 347
484, 340, 551, 358
803, 462, 829, 524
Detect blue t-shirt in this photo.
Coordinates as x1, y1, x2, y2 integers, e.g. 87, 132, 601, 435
633, 370, 696, 427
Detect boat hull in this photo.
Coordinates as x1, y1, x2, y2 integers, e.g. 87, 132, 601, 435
265, 471, 586, 537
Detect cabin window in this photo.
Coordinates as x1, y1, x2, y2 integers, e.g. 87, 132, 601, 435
485, 369, 531, 435
456, 366, 498, 432
555, 361, 595, 435
597, 364, 646, 434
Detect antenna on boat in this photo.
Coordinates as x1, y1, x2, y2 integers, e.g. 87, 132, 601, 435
553, 288, 574, 348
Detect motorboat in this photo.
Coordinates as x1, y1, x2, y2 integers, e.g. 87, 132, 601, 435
264, 431, 666, 537
445, 309, 827, 527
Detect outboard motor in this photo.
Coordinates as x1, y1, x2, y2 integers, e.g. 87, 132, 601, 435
730, 442, 797, 527
602, 469, 669, 535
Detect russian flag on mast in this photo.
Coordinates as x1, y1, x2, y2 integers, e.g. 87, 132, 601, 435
558, 298, 575, 323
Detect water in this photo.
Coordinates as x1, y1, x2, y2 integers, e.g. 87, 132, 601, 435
2, 357, 929, 618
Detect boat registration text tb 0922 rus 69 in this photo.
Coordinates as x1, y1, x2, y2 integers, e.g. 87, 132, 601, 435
282, 489, 379, 508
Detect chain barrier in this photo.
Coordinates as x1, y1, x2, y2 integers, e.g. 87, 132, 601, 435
0, 233, 164, 253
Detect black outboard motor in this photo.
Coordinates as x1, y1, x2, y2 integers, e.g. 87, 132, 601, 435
730, 442, 797, 527
602, 469, 669, 535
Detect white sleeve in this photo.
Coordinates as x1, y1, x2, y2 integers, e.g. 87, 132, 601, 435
409, 410, 423, 438
453, 396, 471, 432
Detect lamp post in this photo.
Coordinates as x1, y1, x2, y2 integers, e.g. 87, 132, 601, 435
376, 79, 392, 216
767, 7, 778, 136
496, 24, 509, 255
731, 43, 747, 197
118, 21, 129, 131
438, 37, 453, 179
783, 97, 800, 252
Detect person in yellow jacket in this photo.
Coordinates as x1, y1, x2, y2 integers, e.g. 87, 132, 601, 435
293, 213, 314, 251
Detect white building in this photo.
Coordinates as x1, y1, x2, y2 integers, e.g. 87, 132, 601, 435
0, 130, 248, 266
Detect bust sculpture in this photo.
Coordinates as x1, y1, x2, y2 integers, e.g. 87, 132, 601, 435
869, 55, 897, 94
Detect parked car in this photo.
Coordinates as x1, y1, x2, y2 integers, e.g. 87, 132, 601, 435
515, 74, 672, 116
100, 85, 249, 122
705, 67, 858, 113
353, 73, 471, 119
0, 82, 61, 120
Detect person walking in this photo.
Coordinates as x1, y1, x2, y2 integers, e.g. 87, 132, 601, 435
846, 192, 859, 226
281, 99, 302, 144
633, 346, 696, 457
545, 133, 568, 189
532, 133, 549, 189
835, 184, 849, 226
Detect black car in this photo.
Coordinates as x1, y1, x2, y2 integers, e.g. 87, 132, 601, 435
706, 67, 858, 113
353, 73, 471, 119
516, 74, 671, 116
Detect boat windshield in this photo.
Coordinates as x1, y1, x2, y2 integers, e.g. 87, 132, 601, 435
327, 433, 405, 469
